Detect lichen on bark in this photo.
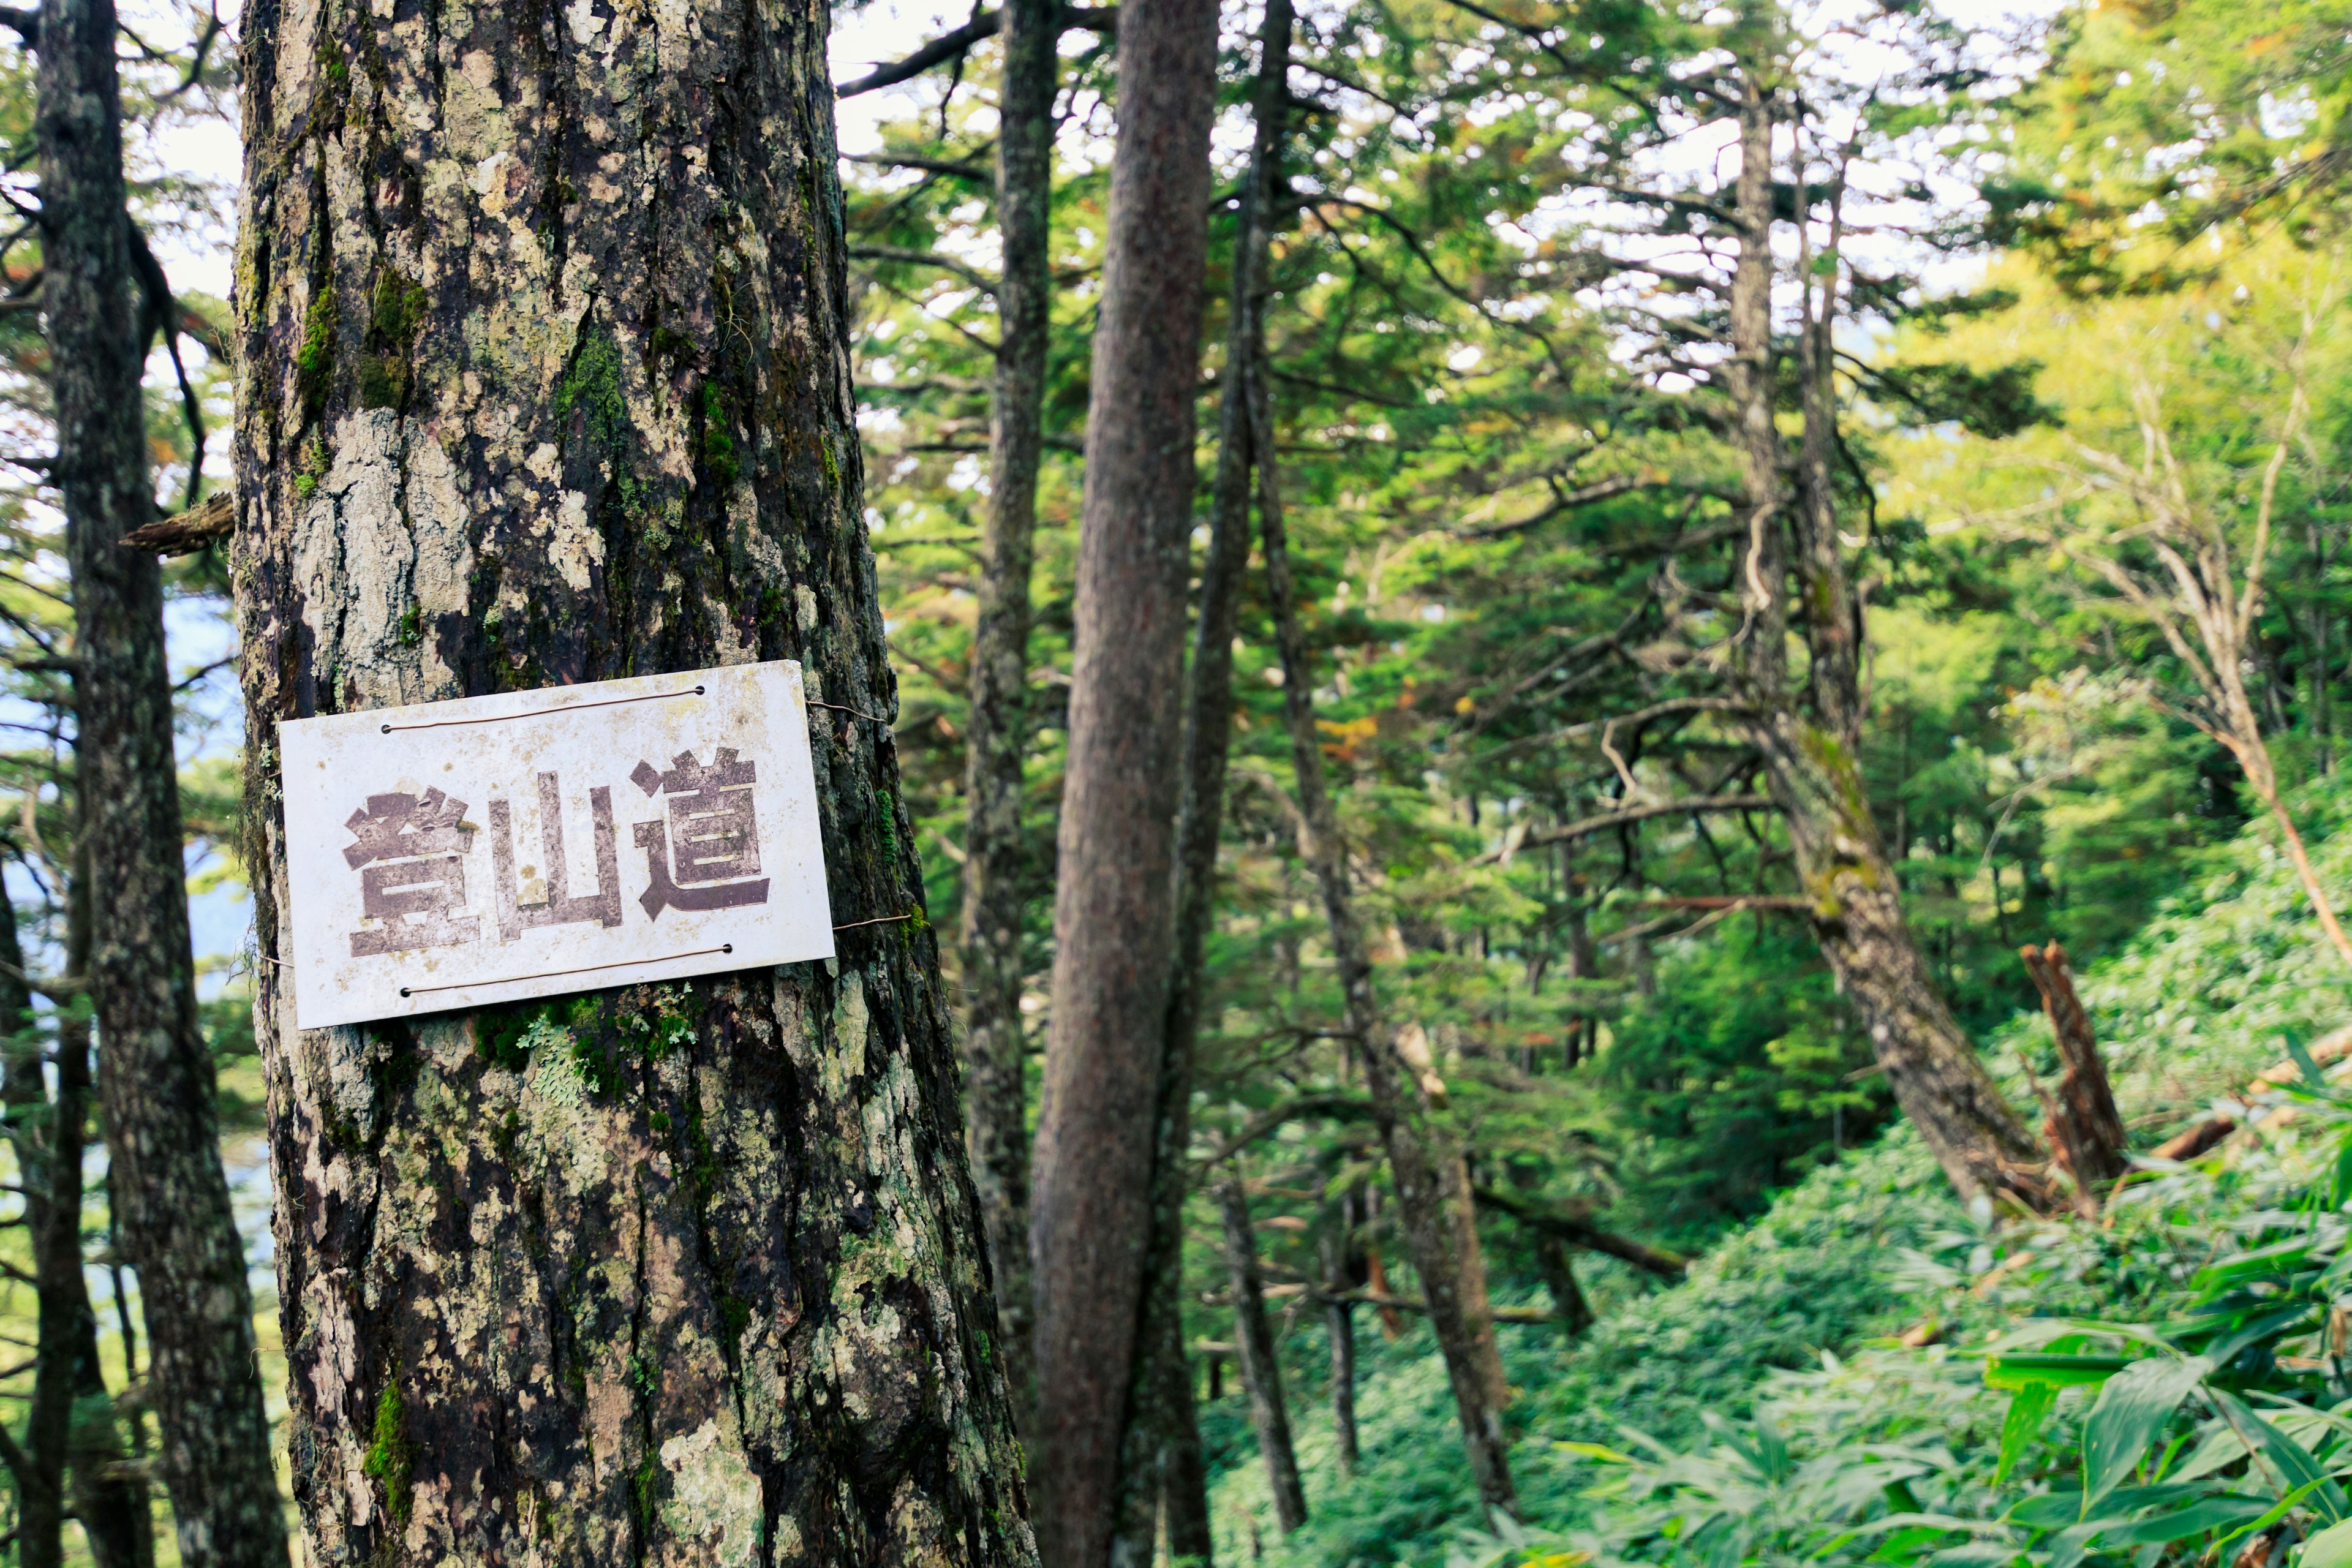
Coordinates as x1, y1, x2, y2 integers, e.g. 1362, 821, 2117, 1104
230, 0, 1036, 1555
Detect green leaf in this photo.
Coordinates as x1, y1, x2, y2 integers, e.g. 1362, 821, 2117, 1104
2095, 1496, 2269, 1547
2082, 1357, 2212, 1510
2209, 1390, 2349, 1524
1986, 1354, 2132, 1391
1553, 1441, 1634, 1465
2286, 1031, 2326, 1090
2297, 1517, 2352, 1568
2204, 1305, 2320, 1369
2214, 1478, 2329, 1559
1999, 1384, 2059, 1484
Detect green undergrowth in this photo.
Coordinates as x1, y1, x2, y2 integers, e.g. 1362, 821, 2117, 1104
1206, 780, 2352, 1567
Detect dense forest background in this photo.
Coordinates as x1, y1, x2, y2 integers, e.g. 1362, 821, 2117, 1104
4, 0, 2352, 1558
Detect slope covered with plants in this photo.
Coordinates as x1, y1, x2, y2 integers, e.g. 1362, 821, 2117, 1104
1200, 776, 2352, 1564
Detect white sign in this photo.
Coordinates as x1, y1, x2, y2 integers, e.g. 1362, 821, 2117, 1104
278, 660, 835, 1029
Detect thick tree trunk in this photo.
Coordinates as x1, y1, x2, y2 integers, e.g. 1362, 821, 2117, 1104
39, 0, 286, 1559
957, 0, 1061, 1441
1256, 409, 1516, 1515
1319, 1233, 1357, 1476
1026, 0, 1218, 1556
1109, 4, 1295, 1559
231, 0, 1035, 1555
1217, 1181, 1306, 1533
1722, 74, 2044, 1209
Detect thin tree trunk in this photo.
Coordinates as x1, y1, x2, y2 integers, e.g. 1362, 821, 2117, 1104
1534, 1237, 1594, 1338
1724, 72, 2045, 1208
10, 872, 77, 1568
1027, 0, 1219, 1554
1218, 1180, 1306, 1533
231, 0, 1036, 1552
1110, 4, 1296, 1559
1155, 1329, 1215, 1566
958, 0, 1062, 1441
1256, 400, 1516, 1515
1320, 1232, 1357, 1476
39, 0, 285, 1555
0, 847, 148, 1568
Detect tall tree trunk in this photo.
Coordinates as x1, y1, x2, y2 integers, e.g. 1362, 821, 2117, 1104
231, 0, 1036, 1554
1319, 1232, 1357, 1477
1111, 3, 1295, 1559
1256, 402, 1517, 1515
1217, 1181, 1306, 1533
1027, 0, 1218, 1556
959, 0, 1062, 1442
1722, 71, 2045, 1208
39, 0, 287, 1557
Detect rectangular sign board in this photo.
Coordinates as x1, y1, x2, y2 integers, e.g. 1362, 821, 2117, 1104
279, 660, 835, 1030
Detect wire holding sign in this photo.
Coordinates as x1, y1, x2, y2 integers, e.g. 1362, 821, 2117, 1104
278, 662, 836, 1028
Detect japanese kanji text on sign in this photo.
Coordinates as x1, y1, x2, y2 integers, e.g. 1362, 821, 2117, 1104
277, 661, 836, 1028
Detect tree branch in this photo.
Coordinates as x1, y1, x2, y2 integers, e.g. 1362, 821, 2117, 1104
1480, 793, 1775, 862
1470, 1185, 1686, 1276
834, 5, 1116, 98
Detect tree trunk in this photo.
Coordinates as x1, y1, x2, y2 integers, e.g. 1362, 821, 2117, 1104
1534, 1237, 1594, 1338
2019, 943, 2128, 1188
39, 0, 285, 1558
957, 0, 1062, 1442
1218, 1181, 1307, 1533
1722, 72, 2045, 1209
1, 848, 150, 1568
1319, 1232, 1357, 1476
1026, 0, 1218, 1555
230, 0, 1036, 1555
1155, 1324, 1216, 1567
1109, 4, 1295, 1559
12, 878, 80, 1568
1256, 401, 1516, 1515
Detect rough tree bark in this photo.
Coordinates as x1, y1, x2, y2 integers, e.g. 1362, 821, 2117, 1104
957, 0, 1061, 1441
1722, 74, 2045, 1208
2019, 943, 2128, 1191
1257, 405, 1517, 1514
232, 0, 1036, 1555
1216, 1181, 1306, 1534
1110, 2, 1295, 1558
38, 0, 287, 1558
1026, 0, 1219, 1556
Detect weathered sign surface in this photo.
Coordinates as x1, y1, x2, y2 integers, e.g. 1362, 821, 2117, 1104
279, 660, 835, 1028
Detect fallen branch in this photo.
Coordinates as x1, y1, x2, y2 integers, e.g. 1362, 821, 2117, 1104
2139, 1023, 2352, 1168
